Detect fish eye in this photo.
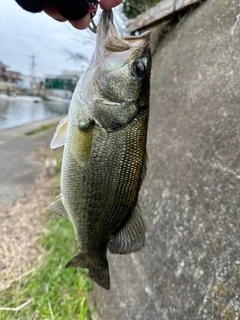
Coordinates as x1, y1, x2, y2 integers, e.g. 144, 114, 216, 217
131, 61, 147, 79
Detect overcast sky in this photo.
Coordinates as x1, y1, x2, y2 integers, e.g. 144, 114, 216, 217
0, 1, 102, 79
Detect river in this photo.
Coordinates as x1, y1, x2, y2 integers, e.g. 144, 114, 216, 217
0, 99, 69, 130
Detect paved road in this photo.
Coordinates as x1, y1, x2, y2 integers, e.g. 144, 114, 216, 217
0, 117, 64, 212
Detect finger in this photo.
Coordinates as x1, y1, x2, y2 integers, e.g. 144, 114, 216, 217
69, 14, 91, 30
100, 0, 122, 11
43, 5, 67, 22
16, 0, 44, 13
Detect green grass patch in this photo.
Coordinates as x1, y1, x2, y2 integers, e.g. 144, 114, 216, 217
0, 216, 93, 320
26, 123, 57, 136
0, 153, 94, 320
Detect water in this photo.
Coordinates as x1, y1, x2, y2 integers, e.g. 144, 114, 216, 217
0, 99, 69, 130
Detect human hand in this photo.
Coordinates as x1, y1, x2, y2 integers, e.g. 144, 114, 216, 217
16, 0, 123, 30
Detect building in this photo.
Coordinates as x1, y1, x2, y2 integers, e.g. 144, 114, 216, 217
0, 61, 22, 84
45, 74, 79, 92
43, 73, 83, 101
5, 71, 22, 85
0, 61, 8, 81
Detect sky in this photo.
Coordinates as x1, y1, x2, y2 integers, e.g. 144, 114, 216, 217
0, 1, 123, 79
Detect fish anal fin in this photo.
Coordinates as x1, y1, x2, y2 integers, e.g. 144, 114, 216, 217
47, 194, 69, 220
50, 117, 68, 149
66, 252, 110, 290
108, 205, 145, 254
70, 120, 93, 165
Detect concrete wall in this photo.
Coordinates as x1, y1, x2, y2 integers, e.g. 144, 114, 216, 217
93, 1, 240, 319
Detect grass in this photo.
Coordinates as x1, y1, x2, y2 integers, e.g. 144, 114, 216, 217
0, 153, 94, 320
26, 123, 57, 136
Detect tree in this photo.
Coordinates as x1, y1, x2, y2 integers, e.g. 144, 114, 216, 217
122, 0, 161, 19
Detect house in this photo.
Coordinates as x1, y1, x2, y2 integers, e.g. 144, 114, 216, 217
0, 61, 22, 84
6, 71, 22, 84
0, 61, 8, 81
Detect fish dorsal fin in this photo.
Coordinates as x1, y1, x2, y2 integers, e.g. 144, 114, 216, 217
108, 205, 145, 254
70, 119, 94, 166
47, 194, 69, 220
50, 117, 68, 149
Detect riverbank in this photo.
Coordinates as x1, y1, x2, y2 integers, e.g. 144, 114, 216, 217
0, 115, 64, 140
0, 116, 65, 211
0, 116, 63, 290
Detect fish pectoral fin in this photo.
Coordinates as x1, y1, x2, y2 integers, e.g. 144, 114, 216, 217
108, 204, 145, 254
50, 116, 68, 149
70, 123, 93, 166
66, 253, 110, 290
47, 194, 69, 220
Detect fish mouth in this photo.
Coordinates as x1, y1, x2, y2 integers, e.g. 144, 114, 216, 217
90, 9, 150, 70
93, 10, 120, 65
100, 10, 114, 35
96, 10, 150, 54
97, 10, 118, 45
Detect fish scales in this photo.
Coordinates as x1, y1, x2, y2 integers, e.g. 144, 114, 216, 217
62, 110, 148, 243
48, 10, 151, 290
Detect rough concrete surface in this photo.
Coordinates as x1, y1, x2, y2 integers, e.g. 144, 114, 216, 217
0, 117, 63, 212
93, 1, 240, 319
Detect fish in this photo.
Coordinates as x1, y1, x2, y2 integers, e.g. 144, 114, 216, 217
48, 9, 151, 290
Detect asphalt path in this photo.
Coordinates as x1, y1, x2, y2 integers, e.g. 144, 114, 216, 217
0, 116, 64, 213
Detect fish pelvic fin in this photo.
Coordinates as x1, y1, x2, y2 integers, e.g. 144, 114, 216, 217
70, 119, 94, 166
108, 204, 145, 254
47, 194, 69, 220
50, 116, 68, 149
66, 253, 110, 290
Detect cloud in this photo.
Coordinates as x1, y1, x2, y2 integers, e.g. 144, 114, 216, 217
0, 0, 94, 78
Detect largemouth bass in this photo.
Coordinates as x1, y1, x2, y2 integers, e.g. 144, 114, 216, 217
48, 10, 151, 290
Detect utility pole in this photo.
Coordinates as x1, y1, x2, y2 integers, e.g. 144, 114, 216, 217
30, 54, 35, 93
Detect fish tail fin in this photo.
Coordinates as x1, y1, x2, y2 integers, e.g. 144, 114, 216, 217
88, 259, 110, 290
65, 253, 110, 290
